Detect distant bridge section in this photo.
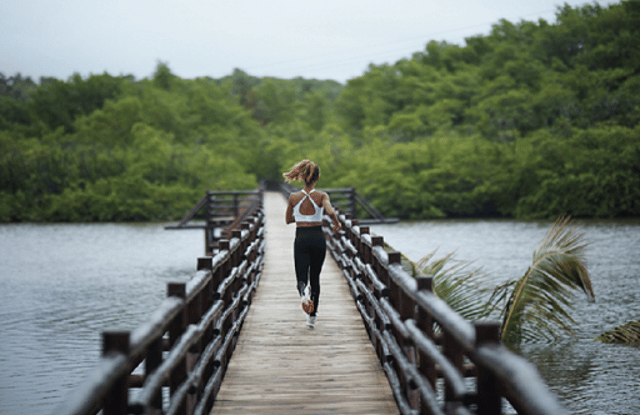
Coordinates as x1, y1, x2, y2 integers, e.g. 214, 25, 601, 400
165, 188, 264, 255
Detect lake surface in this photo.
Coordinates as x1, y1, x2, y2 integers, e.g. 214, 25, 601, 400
371, 218, 640, 415
1, 219, 638, 414
0, 223, 203, 415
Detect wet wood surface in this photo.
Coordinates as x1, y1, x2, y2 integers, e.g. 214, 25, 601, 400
210, 191, 398, 414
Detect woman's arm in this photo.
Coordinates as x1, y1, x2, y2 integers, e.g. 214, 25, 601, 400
322, 193, 342, 232
285, 197, 295, 224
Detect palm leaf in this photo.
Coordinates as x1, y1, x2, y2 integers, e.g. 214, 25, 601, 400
595, 321, 640, 345
498, 217, 594, 344
417, 250, 493, 321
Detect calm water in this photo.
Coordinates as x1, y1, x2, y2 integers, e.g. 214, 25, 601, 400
1, 220, 638, 414
371, 219, 640, 415
0, 223, 203, 415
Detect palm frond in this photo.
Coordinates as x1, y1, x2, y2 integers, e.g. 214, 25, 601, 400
499, 216, 594, 344
417, 249, 493, 321
596, 321, 640, 345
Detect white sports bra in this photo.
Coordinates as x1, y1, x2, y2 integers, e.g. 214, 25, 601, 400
293, 190, 324, 223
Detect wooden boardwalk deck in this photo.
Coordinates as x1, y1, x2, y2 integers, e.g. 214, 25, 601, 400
210, 191, 398, 415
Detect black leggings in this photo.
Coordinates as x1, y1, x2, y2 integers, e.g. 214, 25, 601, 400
294, 226, 326, 317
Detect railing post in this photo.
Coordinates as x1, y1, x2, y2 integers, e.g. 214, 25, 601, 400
167, 282, 187, 414
219, 240, 230, 268
168, 282, 187, 344
443, 329, 464, 413
387, 252, 418, 409
371, 236, 384, 251
400, 272, 419, 410
360, 226, 370, 264
198, 256, 217, 347
371, 235, 386, 359
241, 222, 254, 287
475, 321, 502, 415
387, 251, 402, 309
218, 239, 234, 334
375, 245, 391, 291
146, 336, 164, 411
356, 226, 369, 287
197, 256, 213, 271
232, 229, 242, 269
415, 277, 437, 392
102, 331, 130, 415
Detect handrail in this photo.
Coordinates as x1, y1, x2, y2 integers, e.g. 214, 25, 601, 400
165, 185, 265, 255
52, 201, 266, 415
322, 211, 568, 415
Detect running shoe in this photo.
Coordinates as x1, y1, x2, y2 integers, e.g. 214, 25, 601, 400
306, 315, 316, 328
301, 285, 314, 315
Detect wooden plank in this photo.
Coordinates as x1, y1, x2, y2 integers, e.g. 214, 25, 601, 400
210, 192, 399, 415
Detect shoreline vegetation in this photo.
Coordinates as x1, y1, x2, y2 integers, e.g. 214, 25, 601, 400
2, 1, 639, 223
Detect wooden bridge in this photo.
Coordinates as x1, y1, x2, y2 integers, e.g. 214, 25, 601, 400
52, 188, 568, 415
210, 192, 397, 414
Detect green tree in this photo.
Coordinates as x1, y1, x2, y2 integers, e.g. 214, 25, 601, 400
27, 72, 129, 133
152, 61, 176, 90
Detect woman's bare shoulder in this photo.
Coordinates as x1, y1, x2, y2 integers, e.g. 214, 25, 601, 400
311, 190, 328, 203
289, 191, 304, 204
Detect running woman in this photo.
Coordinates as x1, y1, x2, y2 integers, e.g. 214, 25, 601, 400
284, 159, 342, 327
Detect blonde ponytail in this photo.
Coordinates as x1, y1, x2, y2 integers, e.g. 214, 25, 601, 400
283, 159, 319, 185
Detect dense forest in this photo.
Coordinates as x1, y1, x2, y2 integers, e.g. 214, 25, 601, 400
1, 1, 639, 222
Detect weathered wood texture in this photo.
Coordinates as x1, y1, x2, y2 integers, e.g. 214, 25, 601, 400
210, 192, 399, 415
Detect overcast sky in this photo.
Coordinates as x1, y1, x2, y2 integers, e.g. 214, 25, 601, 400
1, 0, 620, 84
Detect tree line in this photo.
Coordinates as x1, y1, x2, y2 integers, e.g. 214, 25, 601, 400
1, 0, 639, 222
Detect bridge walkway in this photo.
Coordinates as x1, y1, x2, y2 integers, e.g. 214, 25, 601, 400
210, 191, 398, 414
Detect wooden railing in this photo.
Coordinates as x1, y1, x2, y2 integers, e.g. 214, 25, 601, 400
206, 189, 263, 250
166, 187, 264, 255
53, 206, 266, 415
322, 211, 568, 415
